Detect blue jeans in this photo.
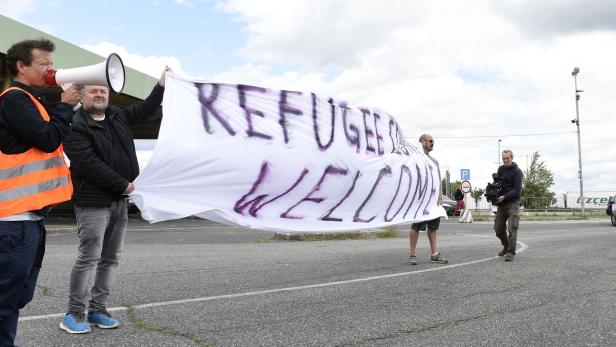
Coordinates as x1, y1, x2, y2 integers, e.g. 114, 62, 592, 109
67, 200, 127, 314
0, 221, 45, 347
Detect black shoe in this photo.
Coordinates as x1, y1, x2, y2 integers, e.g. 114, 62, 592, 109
504, 252, 514, 261
498, 248, 507, 257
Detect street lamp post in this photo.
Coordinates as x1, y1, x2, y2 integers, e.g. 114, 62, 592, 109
571, 67, 585, 216
497, 139, 502, 167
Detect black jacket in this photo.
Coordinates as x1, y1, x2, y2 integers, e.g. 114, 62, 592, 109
63, 84, 164, 207
454, 188, 464, 201
496, 162, 523, 202
0, 81, 74, 154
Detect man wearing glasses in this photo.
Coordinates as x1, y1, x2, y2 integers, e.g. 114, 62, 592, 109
408, 134, 448, 265
0, 38, 80, 346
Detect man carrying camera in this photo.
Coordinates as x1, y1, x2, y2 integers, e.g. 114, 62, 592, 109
494, 150, 523, 261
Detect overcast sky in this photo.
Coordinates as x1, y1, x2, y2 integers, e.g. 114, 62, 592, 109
2, 0, 614, 194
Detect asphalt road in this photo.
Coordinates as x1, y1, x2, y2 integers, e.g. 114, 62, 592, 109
15, 218, 616, 346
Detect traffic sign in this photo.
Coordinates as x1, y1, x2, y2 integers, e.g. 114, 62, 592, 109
461, 180, 472, 193
461, 169, 470, 180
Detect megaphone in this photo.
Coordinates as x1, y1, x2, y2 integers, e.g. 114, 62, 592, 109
44, 53, 125, 93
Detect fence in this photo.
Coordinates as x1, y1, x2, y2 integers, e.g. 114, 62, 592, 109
463, 195, 613, 212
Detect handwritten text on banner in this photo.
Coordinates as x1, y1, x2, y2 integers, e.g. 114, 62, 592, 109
131, 74, 444, 232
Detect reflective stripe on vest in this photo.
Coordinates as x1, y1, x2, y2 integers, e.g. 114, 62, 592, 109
0, 87, 73, 217
0, 156, 66, 181
1, 176, 70, 202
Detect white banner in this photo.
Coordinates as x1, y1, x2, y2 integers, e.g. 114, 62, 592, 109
131, 74, 445, 232
565, 191, 614, 209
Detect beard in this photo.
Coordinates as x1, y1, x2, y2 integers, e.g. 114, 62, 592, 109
83, 102, 108, 114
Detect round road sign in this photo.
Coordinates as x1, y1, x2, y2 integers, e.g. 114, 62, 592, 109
461, 180, 472, 193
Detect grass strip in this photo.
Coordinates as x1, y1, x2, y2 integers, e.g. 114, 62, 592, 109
125, 305, 213, 347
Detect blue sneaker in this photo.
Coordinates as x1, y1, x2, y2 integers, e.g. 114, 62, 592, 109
88, 310, 120, 329
60, 312, 91, 334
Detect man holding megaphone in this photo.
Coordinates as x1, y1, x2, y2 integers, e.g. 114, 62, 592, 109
59, 66, 170, 334
0, 38, 81, 347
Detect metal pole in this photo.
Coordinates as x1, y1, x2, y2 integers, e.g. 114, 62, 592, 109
445, 169, 451, 198
572, 67, 585, 216
497, 139, 502, 167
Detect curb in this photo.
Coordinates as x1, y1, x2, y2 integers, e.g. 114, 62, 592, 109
45, 227, 77, 235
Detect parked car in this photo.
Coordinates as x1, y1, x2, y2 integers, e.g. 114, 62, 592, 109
607, 195, 616, 226
440, 194, 457, 216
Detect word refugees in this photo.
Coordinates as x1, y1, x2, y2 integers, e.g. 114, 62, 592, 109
195, 83, 415, 157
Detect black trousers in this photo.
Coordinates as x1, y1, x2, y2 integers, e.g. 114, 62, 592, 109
0, 221, 45, 347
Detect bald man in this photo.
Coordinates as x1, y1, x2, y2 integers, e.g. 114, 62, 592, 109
408, 134, 448, 266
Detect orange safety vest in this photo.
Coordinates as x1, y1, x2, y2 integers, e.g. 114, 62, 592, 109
0, 87, 73, 217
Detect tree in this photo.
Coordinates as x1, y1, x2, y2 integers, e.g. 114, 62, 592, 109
521, 151, 555, 210
442, 179, 461, 198
471, 188, 485, 211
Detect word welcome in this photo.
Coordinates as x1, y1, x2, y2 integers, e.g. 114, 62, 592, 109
233, 161, 436, 223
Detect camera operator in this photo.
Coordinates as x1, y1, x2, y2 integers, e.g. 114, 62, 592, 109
494, 150, 523, 261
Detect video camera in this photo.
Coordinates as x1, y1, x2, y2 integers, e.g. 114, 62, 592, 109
484, 173, 503, 205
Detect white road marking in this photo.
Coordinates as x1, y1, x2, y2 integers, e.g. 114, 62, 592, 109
20, 240, 528, 322
46, 225, 242, 234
